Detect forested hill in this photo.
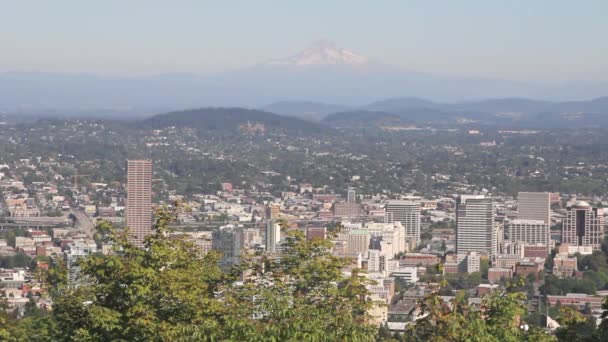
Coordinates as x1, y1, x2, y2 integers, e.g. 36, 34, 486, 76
322, 110, 415, 128
138, 107, 329, 134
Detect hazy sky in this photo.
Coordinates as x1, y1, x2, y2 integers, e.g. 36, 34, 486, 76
2, 1, 607, 82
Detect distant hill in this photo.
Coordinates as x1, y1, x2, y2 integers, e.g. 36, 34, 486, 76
261, 101, 350, 121
322, 110, 414, 128
360, 96, 608, 127
139, 107, 328, 134
364, 97, 440, 111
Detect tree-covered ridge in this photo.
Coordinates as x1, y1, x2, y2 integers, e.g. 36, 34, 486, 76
322, 110, 414, 128
139, 107, 329, 134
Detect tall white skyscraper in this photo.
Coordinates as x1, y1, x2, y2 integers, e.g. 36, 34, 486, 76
517, 192, 551, 224
385, 200, 421, 245
456, 195, 497, 257
265, 220, 281, 253
126, 160, 152, 247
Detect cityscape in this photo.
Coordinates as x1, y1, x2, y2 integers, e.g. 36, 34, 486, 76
2, 1, 608, 341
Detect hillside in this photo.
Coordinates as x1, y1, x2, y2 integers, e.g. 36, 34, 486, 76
361, 96, 608, 128
139, 107, 328, 134
322, 110, 414, 128
261, 101, 350, 121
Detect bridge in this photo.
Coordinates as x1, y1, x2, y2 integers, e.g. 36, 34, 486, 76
70, 209, 96, 238
0, 216, 72, 230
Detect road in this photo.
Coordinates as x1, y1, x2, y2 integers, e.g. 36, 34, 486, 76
70, 209, 96, 238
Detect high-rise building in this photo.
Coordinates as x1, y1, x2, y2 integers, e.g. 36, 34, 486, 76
265, 220, 281, 253
212, 224, 243, 267
333, 202, 361, 218
385, 200, 421, 245
456, 195, 497, 257
517, 192, 551, 225
507, 219, 550, 253
126, 160, 152, 247
562, 201, 605, 250
367, 249, 386, 273
344, 229, 370, 257
347, 188, 356, 204
242, 227, 262, 248
266, 204, 280, 220
64, 242, 97, 287
366, 222, 406, 259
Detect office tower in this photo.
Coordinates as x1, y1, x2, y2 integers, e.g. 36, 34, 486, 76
333, 189, 360, 218
456, 195, 497, 257
517, 192, 551, 224
368, 249, 386, 273
242, 228, 262, 248
346, 229, 370, 257
385, 200, 421, 245
500, 240, 525, 257
347, 188, 356, 204
265, 220, 280, 253
507, 219, 550, 253
366, 222, 405, 259
212, 224, 243, 267
562, 201, 605, 250
191, 235, 213, 257
126, 160, 152, 247
65, 242, 96, 287
333, 202, 361, 218
266, 204, 280, 220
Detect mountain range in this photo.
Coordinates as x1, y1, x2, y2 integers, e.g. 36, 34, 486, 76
265, 96, 608, 129
134, 93, 608, 134
2, 40, 608, 116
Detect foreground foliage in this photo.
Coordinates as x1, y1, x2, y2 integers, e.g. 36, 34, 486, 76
7, 208, 376, 341
5, 209, 608, 340
404, 289, 556, 342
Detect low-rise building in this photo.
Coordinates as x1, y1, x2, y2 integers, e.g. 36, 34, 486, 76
493, 254, 521, 270
477, 284, 499, 296
488, 268, 513, 283
400, 253, 439, 267
553, 254, 578, 278
547, 293, 605, 310
391, 267, 418, 284
515, 257, 545, 278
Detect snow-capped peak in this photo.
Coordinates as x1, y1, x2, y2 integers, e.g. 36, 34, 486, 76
266, 40, 369, 66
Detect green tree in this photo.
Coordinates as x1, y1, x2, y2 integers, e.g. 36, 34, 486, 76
48, 208, 377, 341
555, 306, 596, 342
405, 290, 556, 342
0, 289, 11, 340
215, 229, 378, 341
51, 209, 226, 341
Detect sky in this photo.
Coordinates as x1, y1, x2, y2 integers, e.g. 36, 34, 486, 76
1, 1, 607, 82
